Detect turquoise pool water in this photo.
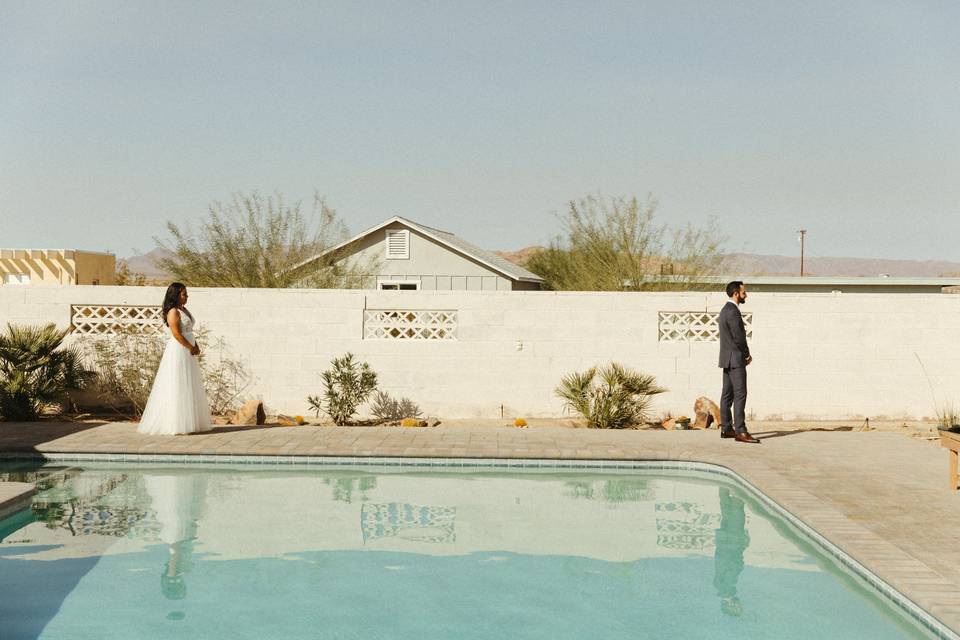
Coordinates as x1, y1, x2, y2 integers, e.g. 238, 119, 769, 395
0, 463, 936, 640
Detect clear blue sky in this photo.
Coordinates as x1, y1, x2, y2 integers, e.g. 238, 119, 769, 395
2, 1, 958, 261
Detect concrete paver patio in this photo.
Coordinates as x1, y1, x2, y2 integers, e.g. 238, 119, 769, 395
1, 420, 959, 635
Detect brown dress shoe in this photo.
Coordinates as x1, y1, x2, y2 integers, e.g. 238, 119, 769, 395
720, 429, 736, 439
734, 432, 761, 444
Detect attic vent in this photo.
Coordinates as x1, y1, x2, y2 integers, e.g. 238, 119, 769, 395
386, 229, 410, 259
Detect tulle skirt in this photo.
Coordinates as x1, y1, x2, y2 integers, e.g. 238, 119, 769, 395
138, 337, 211, 435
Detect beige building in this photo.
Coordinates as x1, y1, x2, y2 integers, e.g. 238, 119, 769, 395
292, 216, 544, 291
0, 249, 115, 286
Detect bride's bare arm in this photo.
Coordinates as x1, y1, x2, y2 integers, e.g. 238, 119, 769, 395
167, 308, 200, 355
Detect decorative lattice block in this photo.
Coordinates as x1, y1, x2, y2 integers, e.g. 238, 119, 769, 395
658, 311, 753, 343
360, 503, 456, 543
363, 310, 457, 340
71, 305, 164, 335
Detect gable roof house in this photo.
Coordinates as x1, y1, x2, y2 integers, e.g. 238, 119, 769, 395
291, 217, 544, 291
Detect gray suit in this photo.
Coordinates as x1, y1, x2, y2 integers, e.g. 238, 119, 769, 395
718, 301, 750, 433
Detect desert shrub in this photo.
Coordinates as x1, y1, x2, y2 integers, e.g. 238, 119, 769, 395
307, 353, 378, 425
0, 323, 91, 421
84, 329, 166, 417
198, 332, 253, 416
83, 327, 250, 418
155, 190, 378, 288
369, 390, 422, 423
555, 362, 666, 429
525, 193, 726, 291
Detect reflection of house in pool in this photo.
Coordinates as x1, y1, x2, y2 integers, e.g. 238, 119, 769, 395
361, 503, 456, 544
655, 501, 721, 550
17, 468, 155, 538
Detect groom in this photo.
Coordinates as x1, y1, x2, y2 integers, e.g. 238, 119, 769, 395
718, 281, 760, 444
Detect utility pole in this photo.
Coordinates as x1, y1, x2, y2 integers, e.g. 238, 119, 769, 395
797, 229, 807, 276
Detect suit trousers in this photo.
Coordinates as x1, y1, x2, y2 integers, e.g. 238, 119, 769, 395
720, 366, 748, 433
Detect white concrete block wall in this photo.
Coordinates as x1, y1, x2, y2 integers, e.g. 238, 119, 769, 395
1, 285, 958, 420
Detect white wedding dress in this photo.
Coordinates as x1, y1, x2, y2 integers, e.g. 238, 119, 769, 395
138, 309, 211, 435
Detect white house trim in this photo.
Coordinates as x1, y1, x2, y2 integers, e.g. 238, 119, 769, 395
289, 216, 544, 284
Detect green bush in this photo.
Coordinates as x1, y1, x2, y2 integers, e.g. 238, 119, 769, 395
307, 353, 378, 425
0, 323, 91, 421
555, 362, 665, 429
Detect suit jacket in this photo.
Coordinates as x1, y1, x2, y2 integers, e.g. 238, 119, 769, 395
718, 301, 750, 368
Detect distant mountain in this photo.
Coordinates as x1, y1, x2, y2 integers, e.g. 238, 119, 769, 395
723, 253, 960, 278
496, 247, 960, 278
120, 248, 174, 281
128, 245, 960, 283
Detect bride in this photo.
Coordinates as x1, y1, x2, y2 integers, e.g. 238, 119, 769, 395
138, 283, 211, 435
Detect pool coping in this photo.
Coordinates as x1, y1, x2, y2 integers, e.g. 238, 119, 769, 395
0, 481, 34, 522
1, 450, 957, 640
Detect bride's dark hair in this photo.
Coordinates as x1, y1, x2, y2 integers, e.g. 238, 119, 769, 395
161, 282, 190, 326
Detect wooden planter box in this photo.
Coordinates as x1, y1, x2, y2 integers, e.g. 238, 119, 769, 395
939, 429, 960, 491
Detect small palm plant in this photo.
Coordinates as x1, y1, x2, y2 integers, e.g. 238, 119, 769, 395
0, 323, 90, 421
308, 353, 378, 425
555, 362, 666, 429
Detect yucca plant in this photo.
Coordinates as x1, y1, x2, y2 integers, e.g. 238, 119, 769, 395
0, 323, 91, 421
555, 362, 666, 429
307, 353, 378, 425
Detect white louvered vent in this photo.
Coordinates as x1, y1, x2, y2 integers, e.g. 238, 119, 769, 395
385, 229, 410, 259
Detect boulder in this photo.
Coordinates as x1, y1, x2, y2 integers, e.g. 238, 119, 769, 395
235, 400, 266, 425
661, 417, 677, 430
693, 397, 721, 429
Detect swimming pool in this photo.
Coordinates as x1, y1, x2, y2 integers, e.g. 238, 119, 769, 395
0, 462, 941, 639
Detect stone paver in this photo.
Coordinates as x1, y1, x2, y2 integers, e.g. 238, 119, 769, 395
1, 421, 959, 635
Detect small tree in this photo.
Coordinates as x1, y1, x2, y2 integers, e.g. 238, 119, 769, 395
114, 261, 147, 286
155, 190, 375, 288
308, 353, 378, 425
525, 193, 726, 291
555, 362, 666, 429
0, 324, 90, 421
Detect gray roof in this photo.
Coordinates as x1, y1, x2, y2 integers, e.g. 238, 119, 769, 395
297, 216, 544, 283
399, 218, 544, 282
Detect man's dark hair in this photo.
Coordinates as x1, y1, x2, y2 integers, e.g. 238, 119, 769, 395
726, 281, 744, 297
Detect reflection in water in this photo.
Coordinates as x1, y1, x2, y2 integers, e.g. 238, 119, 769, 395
564, 479, 654, 503
655, 501, 720, 550
143, 474, 207, 615
713, 487, 749, 617
0, 467, 935, 640
19, 468, 152, 538
324, 475, 377, 503
360, 503, 456, 543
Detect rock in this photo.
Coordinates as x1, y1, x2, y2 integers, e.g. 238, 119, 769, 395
211, 415, 232, 426
235, 400, 266, 425
275, 414, 298, 426
661, 417, 677, 430
693, 397, 721, 429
